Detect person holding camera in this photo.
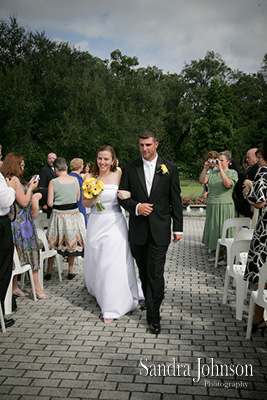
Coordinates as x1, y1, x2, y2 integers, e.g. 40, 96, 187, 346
199, 151, 238, 255
1, 153, 50, 299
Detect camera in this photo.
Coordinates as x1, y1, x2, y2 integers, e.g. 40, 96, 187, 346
210, 159, 217, 165
33, 174, 40, 183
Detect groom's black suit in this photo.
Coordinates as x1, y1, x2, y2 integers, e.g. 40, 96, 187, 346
119, 155, 183, 326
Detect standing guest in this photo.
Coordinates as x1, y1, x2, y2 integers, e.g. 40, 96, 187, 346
118, 129, 183, 335
83, 146, 140, 323
81, 162, 91, 178
69, 158, 87, 227
200, 150, 219, 246
232, 148, 258, 217
46, 157, 86, 280
1, 153, 50, 299
255, 148, 267, 168
0, 145, 17, 329
224, 150, 241, 177
39, 152, 57, 217
243, 137, 267, 335
199, 151, 238, 253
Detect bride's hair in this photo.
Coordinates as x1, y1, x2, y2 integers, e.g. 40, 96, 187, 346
91, 145, 118, 177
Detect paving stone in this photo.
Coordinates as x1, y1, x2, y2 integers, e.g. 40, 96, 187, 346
1, 217, 266, 399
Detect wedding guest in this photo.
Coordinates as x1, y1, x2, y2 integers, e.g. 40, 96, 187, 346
82, 146, 139, 323
118, 130, 183, 335
199, 151, 238, 256
46, 157, 86, 280
232, 148, 258, 217
81, 162, 91, 178
1, 153, 50, 299
69, 158, 87, 227
243, 137, 267, 335
0, 146, 17, 329
39, 152, 57, 218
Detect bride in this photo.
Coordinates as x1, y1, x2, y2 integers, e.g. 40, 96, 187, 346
82, 145, 139, 323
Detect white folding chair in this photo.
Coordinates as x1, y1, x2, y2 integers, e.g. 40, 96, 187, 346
0, 305, 6, 333
4, 247, 37, 315
222, 239, 251, 320
246, 263, 267, 339
34, 211, 49, 231
215, 217, 251, 268
36, 228, 62, 289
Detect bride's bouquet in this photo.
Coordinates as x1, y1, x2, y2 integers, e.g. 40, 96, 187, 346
82, 177, 105, 211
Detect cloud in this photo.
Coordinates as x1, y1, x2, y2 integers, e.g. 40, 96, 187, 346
1, 0, 266, 73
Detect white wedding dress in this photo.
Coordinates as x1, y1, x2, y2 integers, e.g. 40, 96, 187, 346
83, 184, 139, 320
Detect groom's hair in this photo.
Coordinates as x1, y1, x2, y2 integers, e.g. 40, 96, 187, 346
139, 129, 157, 141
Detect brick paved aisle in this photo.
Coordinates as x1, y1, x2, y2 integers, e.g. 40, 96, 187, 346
0, 217, 266, 400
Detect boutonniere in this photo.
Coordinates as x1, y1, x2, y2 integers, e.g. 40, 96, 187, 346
157, 163, 169, 175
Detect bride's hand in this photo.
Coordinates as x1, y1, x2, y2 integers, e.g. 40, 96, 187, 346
117, 190, 131, 200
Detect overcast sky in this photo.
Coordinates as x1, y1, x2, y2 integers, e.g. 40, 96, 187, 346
1, 0, 266, 74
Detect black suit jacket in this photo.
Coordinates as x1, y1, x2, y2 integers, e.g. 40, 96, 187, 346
39, 164, 57, 188
119, 156, 183, 246
232, 162, 259, 217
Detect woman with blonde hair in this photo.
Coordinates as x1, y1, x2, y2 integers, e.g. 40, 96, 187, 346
69, 158, 87, 227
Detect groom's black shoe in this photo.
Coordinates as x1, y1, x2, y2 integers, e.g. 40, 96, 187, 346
148, 323, 161, 335
139, 300, 146, 311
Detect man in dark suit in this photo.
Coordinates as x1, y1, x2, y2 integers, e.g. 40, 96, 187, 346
233, 148, 258, 218
119, 130, 183, 335
39, 152, 57, 217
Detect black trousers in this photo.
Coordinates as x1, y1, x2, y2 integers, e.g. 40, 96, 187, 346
0, 215, 14, 315
130, 229, 168, 325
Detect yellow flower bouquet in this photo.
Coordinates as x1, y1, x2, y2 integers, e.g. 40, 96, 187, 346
82, 177, 105, 211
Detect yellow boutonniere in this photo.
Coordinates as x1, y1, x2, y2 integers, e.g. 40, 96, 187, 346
157, 163, 169, 175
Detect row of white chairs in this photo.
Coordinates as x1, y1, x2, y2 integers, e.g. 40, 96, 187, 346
2, 227, 63, 323
216, 217, 267, 339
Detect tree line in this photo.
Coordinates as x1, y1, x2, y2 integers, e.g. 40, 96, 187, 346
0, 17, 266, 179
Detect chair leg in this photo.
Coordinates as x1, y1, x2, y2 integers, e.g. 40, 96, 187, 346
4, 276, 14, 316
0, 305, 6, 333
38, 256, 44, 290
222, 269, 230, 304
246, 296, 255, 339
28, 270, 37, 302
235, 278, 247, 320
55, 254, 62, 282
215, 243, 220, 268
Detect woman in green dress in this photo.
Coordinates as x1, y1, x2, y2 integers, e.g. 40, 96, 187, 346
199, 151, 238, 251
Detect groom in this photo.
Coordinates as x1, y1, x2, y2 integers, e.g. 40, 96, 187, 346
119, 130, 183, 335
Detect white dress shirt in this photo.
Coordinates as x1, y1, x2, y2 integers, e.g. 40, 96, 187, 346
0, 173, 15, 215
142, 155, 158, 196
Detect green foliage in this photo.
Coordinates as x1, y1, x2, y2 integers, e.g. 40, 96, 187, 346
0, 17, 266, 178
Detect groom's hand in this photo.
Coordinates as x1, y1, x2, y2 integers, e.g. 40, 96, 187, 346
173, 233, 182, 243
138, 203, 153, 216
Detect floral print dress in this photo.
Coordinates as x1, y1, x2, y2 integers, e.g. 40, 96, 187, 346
244, 166, 267, 284
10, 187, 40, 271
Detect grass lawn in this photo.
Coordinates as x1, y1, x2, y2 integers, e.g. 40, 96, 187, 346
180, 181, 204, 197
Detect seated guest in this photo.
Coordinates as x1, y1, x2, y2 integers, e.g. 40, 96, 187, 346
232, 148, 258, 217
1, 153, 50, 299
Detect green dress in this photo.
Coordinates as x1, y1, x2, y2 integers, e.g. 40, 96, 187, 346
205, 169, 238, 250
